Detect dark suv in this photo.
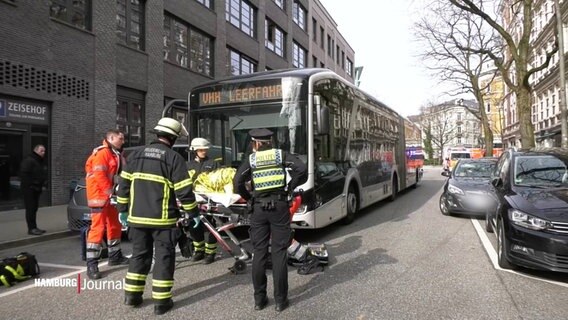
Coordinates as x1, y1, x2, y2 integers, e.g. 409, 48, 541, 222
485, 148, 568, 272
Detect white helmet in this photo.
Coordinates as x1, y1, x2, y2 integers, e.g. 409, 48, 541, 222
153, 117, 188, 137
190, 137, 211, 150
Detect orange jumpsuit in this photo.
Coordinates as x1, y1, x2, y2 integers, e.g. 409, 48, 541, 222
85, 140, 123, 261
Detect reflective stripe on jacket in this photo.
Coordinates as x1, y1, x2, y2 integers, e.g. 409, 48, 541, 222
249, 149, 286, 191
116, 141, 197, 228
85, 140, 122, 208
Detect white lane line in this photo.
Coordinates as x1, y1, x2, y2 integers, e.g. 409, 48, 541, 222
39, 262, 84, 270
471, 218, 568, 288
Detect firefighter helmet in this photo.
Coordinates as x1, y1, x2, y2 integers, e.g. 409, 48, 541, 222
190, 137, 211, 150
153, 117, 188, 137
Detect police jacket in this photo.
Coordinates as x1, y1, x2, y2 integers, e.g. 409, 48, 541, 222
187, 156, 220, 182
20, 151, 46, 192
234, 148, 307, 201
116, 140, 198, 228
85, 140, 122, 208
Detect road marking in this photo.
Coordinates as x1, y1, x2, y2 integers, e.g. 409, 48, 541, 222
471, 218, 568, 288
39, 262, 84, 270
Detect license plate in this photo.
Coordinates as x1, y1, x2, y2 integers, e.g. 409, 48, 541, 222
82, 213, 92, 221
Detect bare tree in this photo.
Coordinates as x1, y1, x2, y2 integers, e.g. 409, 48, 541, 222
415, 1, 500, 156
448, 0, 558, 149
420, 104, 456, 163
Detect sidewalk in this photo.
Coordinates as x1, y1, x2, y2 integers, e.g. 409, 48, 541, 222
0, 205, 75, 251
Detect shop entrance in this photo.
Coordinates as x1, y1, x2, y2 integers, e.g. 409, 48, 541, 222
0, 125, 49, 211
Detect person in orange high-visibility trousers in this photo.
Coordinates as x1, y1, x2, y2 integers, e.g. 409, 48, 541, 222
85, 129, 129, 280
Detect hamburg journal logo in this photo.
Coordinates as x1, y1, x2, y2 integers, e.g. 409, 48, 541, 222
0, 100, 6, 117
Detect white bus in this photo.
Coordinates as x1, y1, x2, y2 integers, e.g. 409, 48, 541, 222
188, 68, 420, 229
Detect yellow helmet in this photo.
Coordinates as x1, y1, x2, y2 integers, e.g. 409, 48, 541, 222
153, 117, 188, 137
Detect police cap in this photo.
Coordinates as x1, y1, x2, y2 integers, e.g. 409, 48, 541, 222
249, 128, 273, 141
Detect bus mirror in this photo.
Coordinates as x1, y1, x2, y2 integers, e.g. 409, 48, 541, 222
314, 95, 329, 135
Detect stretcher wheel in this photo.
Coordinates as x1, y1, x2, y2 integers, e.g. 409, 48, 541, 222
233, 260, 247, 274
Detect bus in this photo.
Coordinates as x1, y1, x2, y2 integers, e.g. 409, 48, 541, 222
187, 68, 420, 229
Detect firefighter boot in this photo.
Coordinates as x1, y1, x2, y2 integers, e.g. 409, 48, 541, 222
204, 253, 216, 265
124, 294, 143, 307
191, 251, 205, 262
86, 260, 101, 280
154, 298, 174, 315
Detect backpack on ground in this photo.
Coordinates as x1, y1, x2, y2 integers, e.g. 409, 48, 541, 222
0, 252, 40, 287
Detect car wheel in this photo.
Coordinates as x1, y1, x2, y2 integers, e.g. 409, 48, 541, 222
342, 185, 358, 225
439, 193, 450, 216
497, 219, 514, 270
485, 211, 493, 233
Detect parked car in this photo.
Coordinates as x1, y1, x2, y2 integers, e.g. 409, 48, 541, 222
439, 158, 497, 216
486, 148, 568, 272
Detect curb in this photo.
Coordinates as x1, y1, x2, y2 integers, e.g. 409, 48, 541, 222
0, 230, 77, 251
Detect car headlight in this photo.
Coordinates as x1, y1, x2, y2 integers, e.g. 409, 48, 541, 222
509, 209, 552, 230
448, 184, 464, 195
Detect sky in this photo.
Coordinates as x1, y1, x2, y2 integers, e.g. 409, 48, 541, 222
319, 0, 462, 117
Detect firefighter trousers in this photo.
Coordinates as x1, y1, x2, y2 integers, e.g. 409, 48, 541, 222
249, 199, 291, 305
86, 205, 122, 263
125, 227, 176, 305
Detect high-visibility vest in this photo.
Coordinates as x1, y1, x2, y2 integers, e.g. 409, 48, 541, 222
250, 149, 286, 192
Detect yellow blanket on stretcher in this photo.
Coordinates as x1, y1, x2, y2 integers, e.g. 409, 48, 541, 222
193, 167, 236, 194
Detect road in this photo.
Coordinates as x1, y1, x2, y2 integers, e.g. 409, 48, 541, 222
0, 167, 567, 319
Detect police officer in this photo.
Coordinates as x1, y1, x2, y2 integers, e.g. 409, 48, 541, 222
187, 137, 220, 264
116, 117, 198, 316
234, 128, 307, 312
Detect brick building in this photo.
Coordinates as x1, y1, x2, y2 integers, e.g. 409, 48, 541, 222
0, 0, 355, 209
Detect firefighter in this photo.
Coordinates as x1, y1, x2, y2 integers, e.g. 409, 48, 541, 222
187, 137, 220, 264
116, 117, 198, 316
85, 129, 129, 280
234, 128, 307, 312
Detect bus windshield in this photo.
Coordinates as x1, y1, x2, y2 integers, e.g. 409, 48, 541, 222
191, 103, 308, 167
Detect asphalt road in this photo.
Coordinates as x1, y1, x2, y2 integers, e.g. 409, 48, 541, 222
0, 167, 567, 320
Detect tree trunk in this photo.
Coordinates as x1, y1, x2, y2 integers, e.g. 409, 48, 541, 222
516, 86, 535, 148
483, 122, 494, 157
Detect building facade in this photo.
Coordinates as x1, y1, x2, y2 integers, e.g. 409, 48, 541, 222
500, 0, 566, 148
479, 68, 505, 148
0, 0, 355, 209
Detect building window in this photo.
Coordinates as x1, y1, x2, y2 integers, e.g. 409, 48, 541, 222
327, 35, 332, 56
195, 0, 212, 9
341, 51, 345, 69
49, 0, 91, 30
117, 89, 145, 147
312, 55, 317, 68
292, 1, 306, 31
293, 42, 306, 68
457, 112, 462, 121
336, 45, 340, 64
273, 0, 284, 9
265, 19, 285, 57
163, 15, 213, 76
486, 102, 490, 113
228, 48, 256, 75
312, 18, 317, 42
320, 27, 324, 49
226, 0, 255, 38
117, 0, 144, 50
346, 58, 353, 76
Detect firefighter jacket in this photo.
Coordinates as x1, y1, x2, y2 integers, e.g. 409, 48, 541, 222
187, 156, 219, 182
234, 148, 307, 200
116, 140, 198, 228
85, 140, 122, 208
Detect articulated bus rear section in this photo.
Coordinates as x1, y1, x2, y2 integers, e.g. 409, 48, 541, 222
187, 68, 419, 229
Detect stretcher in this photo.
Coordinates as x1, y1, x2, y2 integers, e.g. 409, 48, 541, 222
184, 192, 253, 274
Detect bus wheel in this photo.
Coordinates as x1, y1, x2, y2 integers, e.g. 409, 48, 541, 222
411, 170, 419, 189
342, 185, 358, 225
389, 177, 398, 202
